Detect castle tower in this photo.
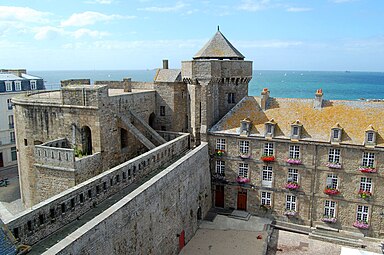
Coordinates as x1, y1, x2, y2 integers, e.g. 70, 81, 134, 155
181, 28, 253, 144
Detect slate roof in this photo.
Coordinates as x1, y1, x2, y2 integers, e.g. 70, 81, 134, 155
193, 30, 245, 60
154, 69, 181, 82
0, 219, 17, 255
211, 94, 384, 147
0, 73, 41, 81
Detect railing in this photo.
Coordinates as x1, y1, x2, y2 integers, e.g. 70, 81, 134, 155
5, 133, 190, 246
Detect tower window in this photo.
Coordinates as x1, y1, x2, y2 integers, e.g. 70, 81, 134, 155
228, 93, 235, 104
160, 106, 165, 116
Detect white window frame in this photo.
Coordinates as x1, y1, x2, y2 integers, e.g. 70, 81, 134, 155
5, 81, 12, 91
216, 138, 226, 151
262, 165, 273, 188
324, 200, 336, 218
356, 205, 369, 223
328, 148, 340, 163
289, 145, 300, 159
10, 131, 15, 143
261, 191, 272, 206
15, 81, 21, 91
8, 115, 14, 129
333, 129, 340, 139
326, 174, 338, 189
367, 132, 374, 143
287, 168, 299, 183
292, 126, 299, 136
263, 143, 274, 156
238, 163, 249, 178
286, 195, 296, 211
30, 80, 37, 90
7, 99, 12, 110
215, 160, 225, 175
239, 140, 250, 154
362, 152, 375, 167
266, 124, 272, 134
360, 177, 372, 192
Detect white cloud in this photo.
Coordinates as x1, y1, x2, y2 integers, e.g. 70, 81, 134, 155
0, 6, 50, 23
138, 1, 187, 12
34, 26, 63, 40
61, 11, 134, 27
72, 28, 109, 39
286, 7, 312, 12
237, 0, 271, 11
34, 26, 109, 40
236, 40, 303, 48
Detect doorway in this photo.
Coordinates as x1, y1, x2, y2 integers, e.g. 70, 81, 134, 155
237, 189, 247, 211
215, 185, 224, 208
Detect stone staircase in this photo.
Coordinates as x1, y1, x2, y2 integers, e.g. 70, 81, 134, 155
309, 225, 365, 248
273, 220, 311, 234
129, 110, 167, 145
119, 115, 156, 150
229, 210, 251, 221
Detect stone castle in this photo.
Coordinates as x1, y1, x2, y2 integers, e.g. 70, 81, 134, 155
3, 29, 384, 253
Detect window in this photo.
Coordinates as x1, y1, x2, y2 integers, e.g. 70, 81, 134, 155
360, 177, 372, 192
333, 129, 340, 139
289, 145, 300, 159
293, 126, 299, 136
7, 99, 12, 110
216, 138, 226, 151
11, 147, 17, 161
15, 81, 21, 91
5, 81, 12, 91
8, 115, 14, 129
30, 80, 37, 90
287, 168, 299, 183
367, 132, 374, 142
266, 124, 272, 134
328, 148, 340, 163
326, 174, 338, 189
262, 166, 273, 187
324, 200, 336, 218
160, 106, 165, 116
215, 160, 225, 175
238, 163, 249, 178
362, 152, 375, 167
263, 143, 274, 156
239, 140, 250, 154
286, 195, 296, 211
261, 191, 272, 206
10, 132, 15, 143
356, 205, 369, 223
227, 93, 235, 104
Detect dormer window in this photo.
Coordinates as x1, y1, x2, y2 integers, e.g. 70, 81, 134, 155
290, 120, 302, 139
331, 123, 342, 143
264, 118, 276, 138
365, 125, 377, 146
240, 118, 251, 137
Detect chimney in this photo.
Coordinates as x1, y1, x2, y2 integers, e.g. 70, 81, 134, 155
261, 88, 270, 110
162, 59, 169, 69
123, 78, 132, 92
314, 89, 323, 109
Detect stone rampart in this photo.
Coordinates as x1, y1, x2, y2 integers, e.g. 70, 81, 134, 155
43, 143, 211, 255
5, 133, 190, 246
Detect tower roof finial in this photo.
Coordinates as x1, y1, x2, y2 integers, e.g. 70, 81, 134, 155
217, 25, 220, 31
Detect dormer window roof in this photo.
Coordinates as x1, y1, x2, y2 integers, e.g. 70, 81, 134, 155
331, 123, 343, 143
240, 118, 252, 137
365, 124, 377, 146
290, 120, 302, 140
264, 118, 276, 138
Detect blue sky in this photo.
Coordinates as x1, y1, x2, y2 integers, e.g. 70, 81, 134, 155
1, 0, 383, 71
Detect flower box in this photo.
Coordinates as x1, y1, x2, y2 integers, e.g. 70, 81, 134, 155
359, 166, 377, 173
239, 153, 250, 159
286, 158, 302, 165
358, 190, 372, 199
285, 182, 300, 190
326, 162, 342, 169
236, 176, 250, 184
284, 210, 297, 217
261, 155, 275, 162
324, 187, 340, 195
212, 173, 228, 183
260, 204, 272, 211
353, 221, 369, 229
215, 149, 225, 156
322, 217, 337, 223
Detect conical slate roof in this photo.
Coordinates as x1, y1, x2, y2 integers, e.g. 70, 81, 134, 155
193, 30, 245, 60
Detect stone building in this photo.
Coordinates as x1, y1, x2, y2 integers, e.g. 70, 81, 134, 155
6, 28, 384, 254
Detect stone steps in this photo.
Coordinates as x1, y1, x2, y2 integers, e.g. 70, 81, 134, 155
309, 226, 365, 248
228, 210, 251, 221
272, 220, 311, 235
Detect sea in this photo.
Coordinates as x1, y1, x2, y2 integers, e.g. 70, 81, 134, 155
30, 70, 384, 100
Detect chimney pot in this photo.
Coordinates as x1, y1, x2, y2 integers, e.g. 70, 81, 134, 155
163, 59, 169, 69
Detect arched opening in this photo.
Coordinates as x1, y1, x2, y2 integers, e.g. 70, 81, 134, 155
81, 126, 92, 155
148, 112, 156, 129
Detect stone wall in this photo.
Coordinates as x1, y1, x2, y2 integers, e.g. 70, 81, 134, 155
42, 143, 211, 255
5, 133, 190, 246
208, 133, 384, 237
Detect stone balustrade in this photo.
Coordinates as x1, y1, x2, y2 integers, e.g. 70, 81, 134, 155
5, 133, 190, 245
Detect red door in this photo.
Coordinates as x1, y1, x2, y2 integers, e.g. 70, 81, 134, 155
179, 230, 185, 251
237, 190, 247, 211
215, 185, 224, 207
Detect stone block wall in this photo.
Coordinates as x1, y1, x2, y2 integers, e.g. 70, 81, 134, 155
42, 143, 211, 255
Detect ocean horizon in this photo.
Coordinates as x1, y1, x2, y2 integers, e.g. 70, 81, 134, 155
30, 70, 384, 101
